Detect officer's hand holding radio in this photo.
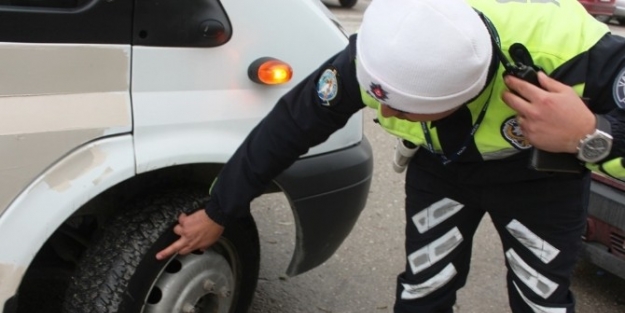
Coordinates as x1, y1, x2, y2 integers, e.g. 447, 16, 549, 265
502, 71, 595, 154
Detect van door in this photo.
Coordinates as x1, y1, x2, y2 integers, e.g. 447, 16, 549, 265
0, 0, 133, 215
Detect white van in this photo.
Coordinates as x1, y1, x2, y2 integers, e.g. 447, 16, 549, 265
0, 0, 373, 312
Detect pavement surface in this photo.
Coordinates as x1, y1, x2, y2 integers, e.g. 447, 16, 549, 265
248, 2, 625, 312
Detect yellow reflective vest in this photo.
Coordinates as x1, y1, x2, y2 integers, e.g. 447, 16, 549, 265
360, 0, 611, 166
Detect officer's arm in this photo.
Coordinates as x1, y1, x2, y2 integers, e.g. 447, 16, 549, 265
579, 34, 625, 178
205, 35, 364, 226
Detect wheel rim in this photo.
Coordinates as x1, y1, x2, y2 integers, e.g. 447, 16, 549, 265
143, 248, 235, 313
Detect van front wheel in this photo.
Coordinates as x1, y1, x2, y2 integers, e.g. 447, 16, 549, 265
62, 188, 260, 313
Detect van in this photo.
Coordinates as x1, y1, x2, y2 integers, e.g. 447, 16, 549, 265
0, 0, 373, 312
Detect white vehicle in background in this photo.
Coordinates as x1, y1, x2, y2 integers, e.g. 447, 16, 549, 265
613, 0, 625, 24
0, 0, 373, 312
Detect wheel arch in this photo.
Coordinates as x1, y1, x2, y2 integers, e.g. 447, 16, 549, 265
1, 134, 369, 310
0, 135, 136, 308
1, 136, 283, 310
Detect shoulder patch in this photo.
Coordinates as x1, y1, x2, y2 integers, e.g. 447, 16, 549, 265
613, 67, 625, 109
317, 67, 340, 107
501, 116, 531, 150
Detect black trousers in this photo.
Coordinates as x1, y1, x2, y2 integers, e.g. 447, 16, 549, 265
394, 151, 590, 313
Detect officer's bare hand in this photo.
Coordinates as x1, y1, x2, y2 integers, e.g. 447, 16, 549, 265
156, 210, 224, 260
502, 72, 595, 153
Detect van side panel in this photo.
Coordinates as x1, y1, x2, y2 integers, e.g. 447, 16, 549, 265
0, 44, 132, 214
131, 0, 361, 173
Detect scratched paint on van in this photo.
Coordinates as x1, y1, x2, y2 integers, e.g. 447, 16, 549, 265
0, 92, 131, 214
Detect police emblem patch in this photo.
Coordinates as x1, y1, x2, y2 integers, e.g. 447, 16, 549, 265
613, 67, 625, 109
368, 82, 389, 101
501, 116, 531, 150
317, 67, 339, 106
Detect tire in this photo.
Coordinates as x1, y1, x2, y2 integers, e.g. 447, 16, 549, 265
618, 17, 625, 25
593, 15, 611, 23
62, 188, 260, 313
339, 0, 357, 8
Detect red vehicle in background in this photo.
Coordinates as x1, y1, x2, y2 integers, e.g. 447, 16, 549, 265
581, 173, 625, 280
579, 0, 616, 22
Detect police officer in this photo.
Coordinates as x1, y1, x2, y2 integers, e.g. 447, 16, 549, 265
157, 0, 625, 312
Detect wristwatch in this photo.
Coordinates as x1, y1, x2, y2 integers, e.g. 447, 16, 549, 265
576, 114, 613, 163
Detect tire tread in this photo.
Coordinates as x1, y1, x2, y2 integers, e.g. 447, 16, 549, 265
63, 189, 206, 313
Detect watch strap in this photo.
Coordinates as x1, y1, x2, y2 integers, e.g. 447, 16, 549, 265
595, 114, 611, 134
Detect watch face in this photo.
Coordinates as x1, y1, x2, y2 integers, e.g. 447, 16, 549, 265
581, 137, 611, 161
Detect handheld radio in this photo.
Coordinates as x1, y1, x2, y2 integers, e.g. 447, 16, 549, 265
493, 43, 583, 173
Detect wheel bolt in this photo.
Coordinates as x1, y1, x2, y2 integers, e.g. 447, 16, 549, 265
182, 303, 196, 313
203, 279, 215, 292
220, 286, 231, 298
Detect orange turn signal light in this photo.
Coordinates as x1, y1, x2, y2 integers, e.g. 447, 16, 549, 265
248, 57, 293, 85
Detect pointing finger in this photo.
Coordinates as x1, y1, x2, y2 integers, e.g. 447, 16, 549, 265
156, 238, 186, 260
178, 246, 196, 256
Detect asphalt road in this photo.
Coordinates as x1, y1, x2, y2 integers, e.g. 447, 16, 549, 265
248, 2, 625, 312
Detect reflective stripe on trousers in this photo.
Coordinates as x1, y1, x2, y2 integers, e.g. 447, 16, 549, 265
394, 151, 589, 313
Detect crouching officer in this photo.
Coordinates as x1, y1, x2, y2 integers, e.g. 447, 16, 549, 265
158, 0, 625, 312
